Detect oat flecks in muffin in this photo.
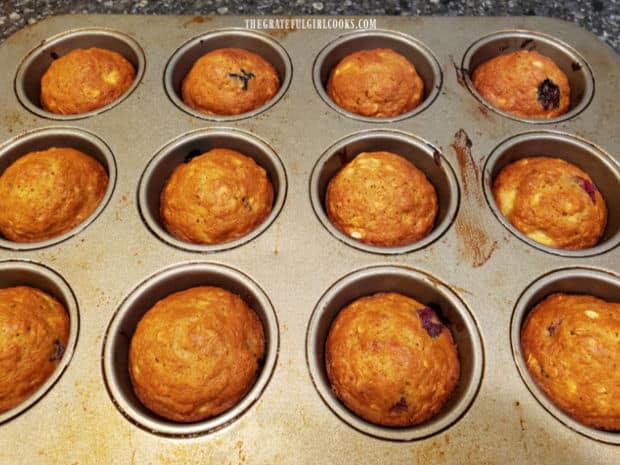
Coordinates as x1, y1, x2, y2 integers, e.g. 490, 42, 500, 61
40, 47, 135, 115
521, 293, 620, 430
472, 50, 570, 119
492, 157, 607, 250
325, 292, 460, 427
128, 286, 265, 422
182, 48, 280, 115
160, 148, 274, 245
327, 48, 424, 118
0, 147, 109, 243
0, 286, 69, 413
326, 151, 438, 247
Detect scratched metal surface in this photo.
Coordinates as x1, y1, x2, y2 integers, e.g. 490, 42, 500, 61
0, 15, 618, 465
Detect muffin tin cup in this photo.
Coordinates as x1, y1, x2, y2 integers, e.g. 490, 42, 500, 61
510, 267, 620, 444
138, 127, 287, 253
312, 29, 442, 123
0, 259, 79, 425
309, 129, 459, 254
15, 27, 145, 120
164, 28, 292, 121
0, 126, 117, 250
306, 265, 484, 441
101, 261, 279, 437
461, 29, 594, 124
482, 130, 620, 257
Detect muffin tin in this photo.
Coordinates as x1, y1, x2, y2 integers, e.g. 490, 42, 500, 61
0, 14, 618, 464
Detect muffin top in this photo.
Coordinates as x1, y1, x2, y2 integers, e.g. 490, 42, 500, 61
327, 48, 424, 118
182, 48, 280, 116
492, 156, 607, 250
0, 147, 109, 243
326, 292, 460, 427
41, 47, 135, 115
472, 50, 570, 119
0, 286, 69, 414
160, 148, 274, 245
129, 286, 265, 422
521, 293, 620, 430
326, 151, 437, 246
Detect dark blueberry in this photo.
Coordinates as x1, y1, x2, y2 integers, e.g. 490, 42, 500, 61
547, 319, 562, 336
228, 69, 256, 91
574, 176, 598, 203
390, 397, 408, 412
416, 307, 443, 338
537, 79, 560, 110
49, 339, 65, 362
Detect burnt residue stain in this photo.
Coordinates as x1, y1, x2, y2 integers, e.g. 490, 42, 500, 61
451, 129, 498, 268
454, 220, 498, 268
451, 128, 478, 197
3, 111, 26, 134
49, 50, 59, 60
229, 69, 255, 91
182, 16, 212, 27
478, 105, 490, 118
514, 400, 526, 432
571, 61, 583, 72
451, 57, 467, 87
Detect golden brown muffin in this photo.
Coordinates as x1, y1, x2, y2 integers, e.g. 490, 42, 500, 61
0, 147, 109, 243
0, 286, 69, 413
326, 292, 459, 426
129, 286, 265, 422
521, 293, 620, 430
41, 47, 135, 115
492, 157, 607, 250
327, 48, 424, 118
160, 148, 274, 245
182, 48, 280, 116
326, 151, 438, 246
472, 50, 570, 119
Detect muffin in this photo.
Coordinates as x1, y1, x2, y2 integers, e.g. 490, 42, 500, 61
0, 147, 109, 243
326, 151, 438, 246
182, 48, 280, 115
41, 47, 135, 115
129, 286, 265, 422
521, 293, 620, 430
0, 286, 70, 413
327, 48, 424, 118
326, 292, 459, 426
492, 157, 607, 249
160, 148, 274, 245
472, 50, 570, 119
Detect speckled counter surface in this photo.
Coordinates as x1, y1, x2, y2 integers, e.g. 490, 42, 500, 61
1, 0, 619, 53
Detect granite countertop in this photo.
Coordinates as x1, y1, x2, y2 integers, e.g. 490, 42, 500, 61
0, 0, 618, 53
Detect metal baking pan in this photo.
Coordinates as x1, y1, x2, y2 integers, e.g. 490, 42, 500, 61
0, 14, 618, 464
